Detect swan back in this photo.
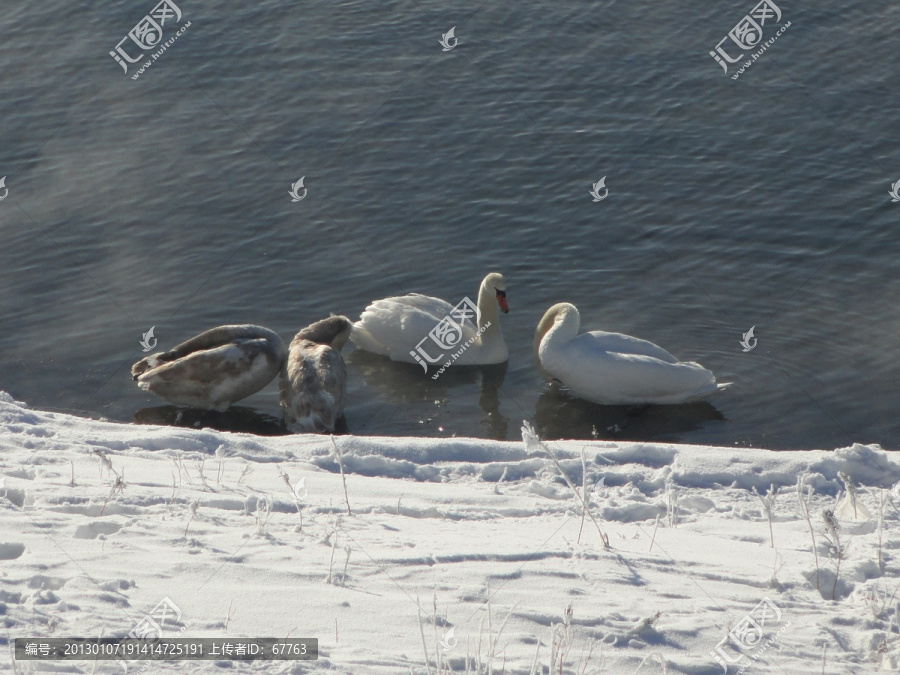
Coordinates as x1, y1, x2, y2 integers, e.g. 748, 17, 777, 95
281, 316, 352, 433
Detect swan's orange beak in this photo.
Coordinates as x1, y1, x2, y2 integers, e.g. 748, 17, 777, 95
496, 289, 508, 314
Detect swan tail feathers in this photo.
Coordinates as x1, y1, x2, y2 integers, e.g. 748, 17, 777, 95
680, 378, 730, 402
691, 380, 731, 401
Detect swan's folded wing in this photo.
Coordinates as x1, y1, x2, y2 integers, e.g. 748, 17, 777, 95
396, 294, 480, 330
353, 295, 476, 359
392, 294, 456, 319
137, 340, 281, 408
552, 338, 717, 404
579, 331, 680, 364
607, 352, 717, 401
166, 325, 283, 362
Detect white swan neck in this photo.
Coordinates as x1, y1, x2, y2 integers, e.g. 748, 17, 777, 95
475, 280, 502, 345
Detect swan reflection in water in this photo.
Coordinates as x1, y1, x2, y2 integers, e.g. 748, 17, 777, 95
345, 349, 509, 439
134, 404, 349, 436
533, 384, 726, 443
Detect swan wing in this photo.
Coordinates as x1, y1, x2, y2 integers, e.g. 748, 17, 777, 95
542, 335, 719, 405
132, 325, 284, 376
280, 342, 346, 432
351, 294, 477, 362
578, 330, 680, 363
136, 338, 283, 410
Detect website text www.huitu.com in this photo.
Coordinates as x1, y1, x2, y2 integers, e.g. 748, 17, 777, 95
131, 21, 192, 80
731, 21, 791, 80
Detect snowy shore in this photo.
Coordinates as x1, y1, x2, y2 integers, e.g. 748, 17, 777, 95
1, 391, 899, 673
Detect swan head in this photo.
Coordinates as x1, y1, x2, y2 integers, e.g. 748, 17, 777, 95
295, 315, 354, 352
533, 303, 579, 377
481, 272, 508, 314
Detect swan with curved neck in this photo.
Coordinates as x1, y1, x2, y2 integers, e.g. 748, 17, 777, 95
131, 325, 286, 411
534, 303, 729, 405
280, 315, 353, 433
350, 272, 509, 366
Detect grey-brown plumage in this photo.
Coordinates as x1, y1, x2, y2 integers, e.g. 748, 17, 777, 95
131, 325, 286, 411
280, 315, 353, 433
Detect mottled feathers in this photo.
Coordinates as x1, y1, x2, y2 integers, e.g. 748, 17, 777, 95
131, 325, 286, 411
280, 316, 353, 433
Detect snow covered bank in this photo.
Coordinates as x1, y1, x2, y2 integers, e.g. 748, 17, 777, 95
1, 391, 899, 673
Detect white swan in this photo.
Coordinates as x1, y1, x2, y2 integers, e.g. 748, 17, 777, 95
131, 325, 286, 411
280, 315, 353, 433
350, 272, 509, 366
534, 303, 730, 405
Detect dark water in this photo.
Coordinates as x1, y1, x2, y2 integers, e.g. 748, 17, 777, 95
1, 1, 899, 450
